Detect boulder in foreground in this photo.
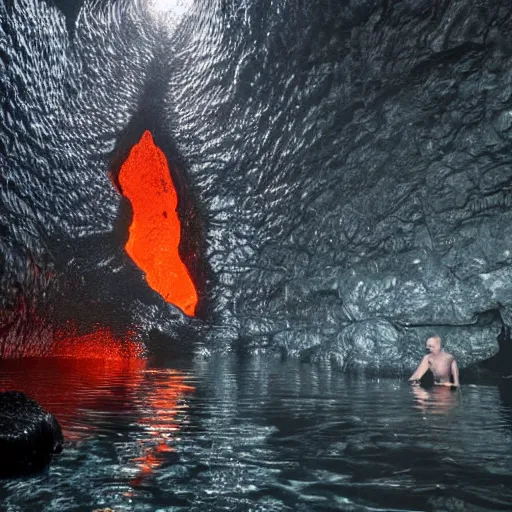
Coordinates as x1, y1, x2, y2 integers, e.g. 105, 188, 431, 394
0, 391, 63, 478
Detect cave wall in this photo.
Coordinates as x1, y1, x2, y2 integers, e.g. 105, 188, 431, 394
2, 0, 512, 371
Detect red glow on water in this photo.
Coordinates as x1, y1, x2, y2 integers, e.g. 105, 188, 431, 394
0, 309, 195, 484
129, 374, 195, 487
0, 326, 195, 483
118, 130, 198, 316
0, 357, 146, 440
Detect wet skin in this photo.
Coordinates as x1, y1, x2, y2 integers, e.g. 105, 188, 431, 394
409, 337, 460, 388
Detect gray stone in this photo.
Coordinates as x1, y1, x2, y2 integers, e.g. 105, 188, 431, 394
1, 0, 512, 373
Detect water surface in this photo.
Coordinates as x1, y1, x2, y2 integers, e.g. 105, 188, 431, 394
1, 355, 511, 511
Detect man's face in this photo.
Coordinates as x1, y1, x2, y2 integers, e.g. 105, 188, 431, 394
426, 337, 440, 354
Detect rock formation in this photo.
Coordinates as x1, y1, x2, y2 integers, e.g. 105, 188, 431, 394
1, 0, 512, 372
0, 391, 63, 477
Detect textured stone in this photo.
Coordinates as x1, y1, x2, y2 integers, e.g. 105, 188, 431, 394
0, 391, 63, 477
1, 0, 512, 372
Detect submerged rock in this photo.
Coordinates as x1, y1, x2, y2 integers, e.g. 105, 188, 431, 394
0, 391, 63, 478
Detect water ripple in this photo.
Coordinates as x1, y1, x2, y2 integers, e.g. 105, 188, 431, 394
0, 355, 511, 511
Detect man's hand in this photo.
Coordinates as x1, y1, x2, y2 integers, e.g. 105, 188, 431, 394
409, 355, 430, 383
435, 381, 459, 389
451, 359, 460, 389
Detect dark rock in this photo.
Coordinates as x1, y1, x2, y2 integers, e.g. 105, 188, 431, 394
1, 0, 512, 374
0, 391, 63, 478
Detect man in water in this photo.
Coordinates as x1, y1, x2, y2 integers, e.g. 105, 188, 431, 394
409, 336, 460, 388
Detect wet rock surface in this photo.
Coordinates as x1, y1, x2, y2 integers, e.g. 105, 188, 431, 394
1, 0, 512, 371
0, 391, 63, 478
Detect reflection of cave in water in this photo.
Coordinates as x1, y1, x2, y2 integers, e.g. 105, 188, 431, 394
498, 378, 512, 433
0, 328, 195, 486
412, 385, 460, 415
3, 356, 512, 511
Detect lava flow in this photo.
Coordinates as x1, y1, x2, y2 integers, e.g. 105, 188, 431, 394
118, 130, 198, 316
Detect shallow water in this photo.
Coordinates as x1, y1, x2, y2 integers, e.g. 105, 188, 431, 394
1, 355, 512, 512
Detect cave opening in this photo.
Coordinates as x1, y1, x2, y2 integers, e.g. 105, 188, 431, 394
112, 129, 205, 318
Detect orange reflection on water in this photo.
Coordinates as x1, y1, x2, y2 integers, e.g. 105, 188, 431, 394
129, 370, 195, 488
0, 325, 195, 486
132, 442, 174, 478
0, 357, 145, 440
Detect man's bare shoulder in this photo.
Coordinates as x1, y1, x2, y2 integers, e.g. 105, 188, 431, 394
442, 351, 455, 361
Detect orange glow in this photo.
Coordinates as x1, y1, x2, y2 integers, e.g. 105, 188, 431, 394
51, 322, 145, 360
129, 373, 195, 487
0, 356, 145, 440
0, 302, 144, 359
118, 130, 198, 316
0, 322, 147, 438
0, 317, 195, 485
0, 328, 195, 480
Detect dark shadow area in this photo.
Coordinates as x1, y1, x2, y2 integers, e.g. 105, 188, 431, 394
44, 0, 85, 35
468, 323, 512, 383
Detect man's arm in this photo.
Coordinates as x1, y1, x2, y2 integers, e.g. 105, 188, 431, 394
409, 355, 430, 384
451, 358, 460, 387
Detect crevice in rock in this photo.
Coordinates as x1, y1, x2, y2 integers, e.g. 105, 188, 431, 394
107, 54, 210, 320
477, 309, 512, 376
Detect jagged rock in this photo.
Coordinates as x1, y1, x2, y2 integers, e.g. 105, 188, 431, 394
1, 0, 512, 371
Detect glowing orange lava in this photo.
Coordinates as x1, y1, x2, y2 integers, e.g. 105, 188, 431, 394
118, 130, 198, 316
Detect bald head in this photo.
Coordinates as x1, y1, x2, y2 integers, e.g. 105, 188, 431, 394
426, 336, 441, 354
